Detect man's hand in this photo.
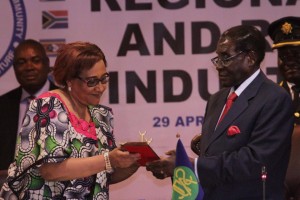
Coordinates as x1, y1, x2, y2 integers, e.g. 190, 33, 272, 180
190, 134, 201, 155
145, 150, 176, 179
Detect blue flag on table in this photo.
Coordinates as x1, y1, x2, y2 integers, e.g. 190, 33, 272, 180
172, 139, 204, 200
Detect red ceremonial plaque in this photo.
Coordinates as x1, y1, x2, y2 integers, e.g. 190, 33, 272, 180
121, 142, 160, 166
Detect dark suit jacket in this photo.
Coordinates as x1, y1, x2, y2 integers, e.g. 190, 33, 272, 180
280, 81, 300, 124
280, 81, 300, 199
0, 81, 57, 170
198, 72, 294, 200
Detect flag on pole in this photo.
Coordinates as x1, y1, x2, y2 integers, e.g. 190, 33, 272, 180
172, 139, 204, 200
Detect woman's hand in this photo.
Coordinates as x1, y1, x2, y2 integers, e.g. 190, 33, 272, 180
108, 147, 141, 169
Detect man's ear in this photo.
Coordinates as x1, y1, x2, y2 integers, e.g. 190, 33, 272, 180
247, 51, 257, 66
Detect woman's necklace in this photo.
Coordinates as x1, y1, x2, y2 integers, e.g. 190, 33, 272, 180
66, 90, 92, 127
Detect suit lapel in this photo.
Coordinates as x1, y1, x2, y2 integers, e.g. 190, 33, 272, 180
9, 88, 22, 141
201, 89, 229, 151
212, 94, 248, 140
208, 90, 229, 138
204, 72, 265, 152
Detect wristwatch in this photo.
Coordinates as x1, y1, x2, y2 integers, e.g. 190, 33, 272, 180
104, 152, 114, 173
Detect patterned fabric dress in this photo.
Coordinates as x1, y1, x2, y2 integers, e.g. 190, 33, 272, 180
0, 92, 116, 200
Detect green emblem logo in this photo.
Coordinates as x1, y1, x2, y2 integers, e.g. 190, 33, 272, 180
172, 166, 199, 199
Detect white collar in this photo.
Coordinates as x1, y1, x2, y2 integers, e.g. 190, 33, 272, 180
232, 69, 260, 96
20, 80, 50, 102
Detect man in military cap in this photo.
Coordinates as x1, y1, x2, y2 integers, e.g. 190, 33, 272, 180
268, 16, 300, 200
268, 16, 300, 122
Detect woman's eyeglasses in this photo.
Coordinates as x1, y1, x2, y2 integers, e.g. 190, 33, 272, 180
77, 73, 110, 87
211, 51, 244, 67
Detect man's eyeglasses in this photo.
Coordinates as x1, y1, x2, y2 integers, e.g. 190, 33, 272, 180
77, 73, 110, 87
211, 51, 244, 67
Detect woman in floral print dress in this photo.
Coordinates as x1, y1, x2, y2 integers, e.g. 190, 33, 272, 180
0, 41, 140, 200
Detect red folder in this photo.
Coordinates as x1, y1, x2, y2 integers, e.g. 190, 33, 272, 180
121, 142, 160, 166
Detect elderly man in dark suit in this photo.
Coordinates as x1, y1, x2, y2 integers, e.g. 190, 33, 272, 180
268, 16, 300, 200
146, 25, 294, 200
0, 39, 57, 171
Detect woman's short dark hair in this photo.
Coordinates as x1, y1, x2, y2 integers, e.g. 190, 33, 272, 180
53, 41, 107, 87
221, 25, 266, 65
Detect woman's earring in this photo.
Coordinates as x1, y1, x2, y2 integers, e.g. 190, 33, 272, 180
68, 86, 71, 92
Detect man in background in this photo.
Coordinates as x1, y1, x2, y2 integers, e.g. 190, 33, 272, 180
268, 16, 300, 200
0, 39, 57, 170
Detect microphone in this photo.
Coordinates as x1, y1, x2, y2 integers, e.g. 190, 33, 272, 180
261, 166, 267, 200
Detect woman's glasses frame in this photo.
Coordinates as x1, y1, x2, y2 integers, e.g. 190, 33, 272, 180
76, 73, 110, 87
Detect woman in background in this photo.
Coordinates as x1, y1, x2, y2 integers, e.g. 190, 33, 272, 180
0, 41, 140, 199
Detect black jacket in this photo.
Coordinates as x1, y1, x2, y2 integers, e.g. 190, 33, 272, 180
0, 82, 58, 170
